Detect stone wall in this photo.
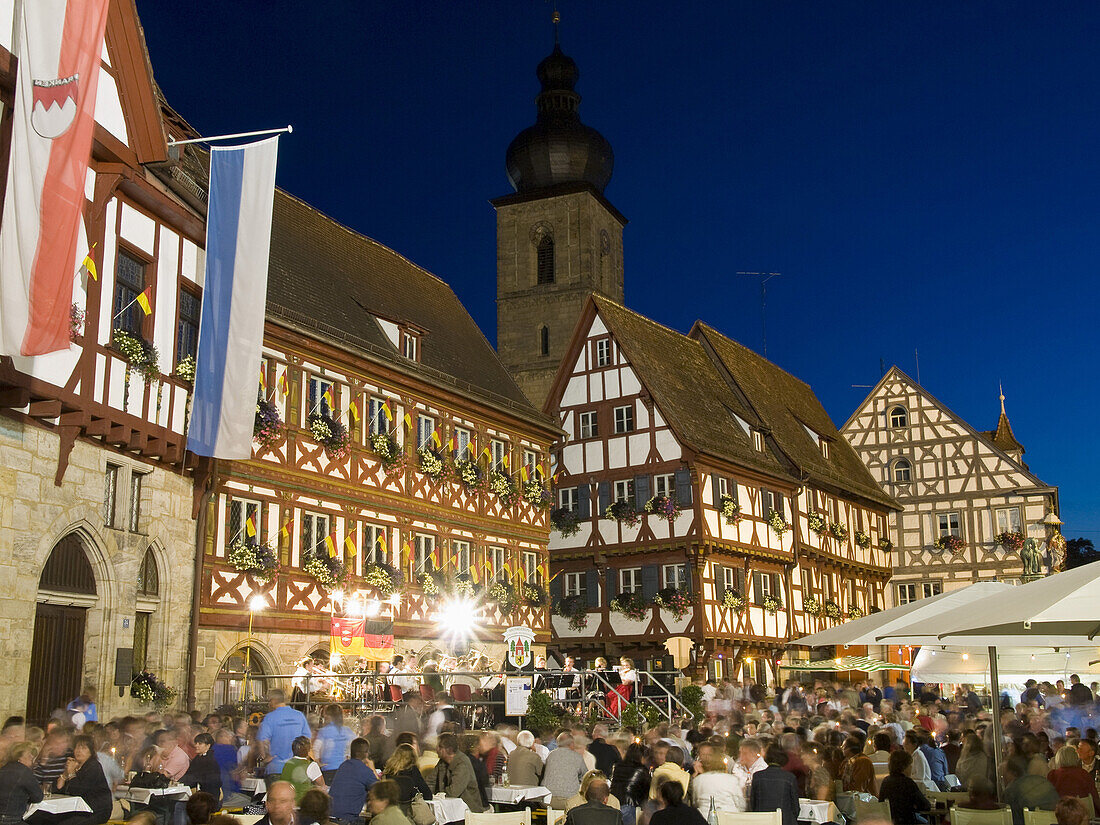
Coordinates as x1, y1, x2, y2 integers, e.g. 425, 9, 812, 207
0, 417, 196, 721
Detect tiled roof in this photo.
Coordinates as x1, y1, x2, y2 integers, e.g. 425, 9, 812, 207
589, 296, 795, 483
267, 190, 546, 421
692, 323, 899, 510
990, 411, 1026, 455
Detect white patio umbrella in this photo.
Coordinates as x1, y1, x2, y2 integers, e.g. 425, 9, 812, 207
791, 581, 1012, 647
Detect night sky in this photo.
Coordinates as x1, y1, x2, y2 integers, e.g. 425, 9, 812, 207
140, 2, 1099, 537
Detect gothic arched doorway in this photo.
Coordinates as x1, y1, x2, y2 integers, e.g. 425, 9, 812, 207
27, 533, 98, 723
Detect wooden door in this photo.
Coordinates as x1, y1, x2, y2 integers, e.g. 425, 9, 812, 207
26, 603, 86, 724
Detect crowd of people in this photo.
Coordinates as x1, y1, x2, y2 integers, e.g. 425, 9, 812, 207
3, 668, 1100, 825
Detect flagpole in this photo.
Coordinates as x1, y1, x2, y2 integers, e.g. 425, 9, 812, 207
167, 125, 293, 147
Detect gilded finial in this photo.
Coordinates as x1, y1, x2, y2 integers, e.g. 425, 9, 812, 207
552, 9, 560, 45
999, 382, 1006, 416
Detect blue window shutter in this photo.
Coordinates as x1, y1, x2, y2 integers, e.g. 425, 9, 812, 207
776, 492, 785, 518
577, 485, 591, 518
761, 487, 771, 516
729, 477, 739, 504
550, 573, 563, 603
586, 569, 601, 607
605, 568, 618, 601
641, 565, 659, 599
682, 564, 692, 595
598, 481, 611, 514
711, 473, 721, 505
634, 474, 651, 509
714, 564, 725, 591
675, 469, 692, 504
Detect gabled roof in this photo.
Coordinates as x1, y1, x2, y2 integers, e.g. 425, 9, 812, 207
104, 0, 167, 163
586, 296, 793, 482
988, 409, 1026, 457
847, 366, 1046, 487
266, 190, 550, 425
692, 323, 899, 511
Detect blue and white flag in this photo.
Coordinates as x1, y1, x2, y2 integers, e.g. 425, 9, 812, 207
188, 137, 279, 458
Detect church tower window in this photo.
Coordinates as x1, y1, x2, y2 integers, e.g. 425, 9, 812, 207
536, 235, 555, 284
539, 325, 549, 356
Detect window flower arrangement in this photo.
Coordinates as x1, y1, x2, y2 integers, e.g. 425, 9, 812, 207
933, 535, 965, 553
556, 594, 589, 631
807, 511, 829, 536
847, 606, 864, 619
70, 303, 85, 342
644, 494, 682, 520
304, 552, 348, 592
550, 507, 582, 538
174, 355, 196, 384
719, 495, 742, 526
879, 537, 894, 552
521, 582, 547, 607
416, 446, 446, 481
488, 580, 516, 614
854, 530, 872, 549
722, 588, 746, 613
653, 587, 691, 620
605, 500, 641, 528
766, 510, 791, 536
308, 412, 350, 460
452, 573, 478, 598
363, 562, 402, 596
824, 600, 842, 620
610, 592, 649, 622
418, 571, 441, 595
369, 433, 407, 476
803, 596, 823, 616
131, 671, 177, 709
829, 522, 849, 542
227, 538, 279, 582
452, 458, 485, 493
522, 479, 553, 510
761, 594, 781, 614
113, 329, 160, 381
489, 470, 518, 506
254, 398, 284, 451
995, 531, 1026, 553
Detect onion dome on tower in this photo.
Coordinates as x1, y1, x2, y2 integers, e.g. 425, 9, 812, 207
505, 16, 614, 194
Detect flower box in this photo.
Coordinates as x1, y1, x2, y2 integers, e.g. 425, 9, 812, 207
719, 495, 742, 526
308, 412, 350, 460
605, 500, 641, 528
610, 592, 649, 621
227, 539, 279, 582
550, 507, 582, 538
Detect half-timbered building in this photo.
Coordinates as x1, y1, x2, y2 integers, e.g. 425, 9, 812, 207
841, 367, 1062, 608
192, 190, 561, 709
544, 296, 898, 682
0, 2, 205, 722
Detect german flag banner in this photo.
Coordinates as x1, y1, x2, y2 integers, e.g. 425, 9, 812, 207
330, 616, 394, 661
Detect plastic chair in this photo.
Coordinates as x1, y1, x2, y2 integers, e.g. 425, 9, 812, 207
1023, 810, 1058, 825
466, 811, 532, 825
853, 799, 892, 822
949, 807, 1013, 825
715, 811, 783, 825
451, 682, 473, 702
388, 684, 404, 702
420, 683, 436, 703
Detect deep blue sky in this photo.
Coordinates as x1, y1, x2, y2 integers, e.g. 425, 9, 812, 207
141, 2, 1098, 537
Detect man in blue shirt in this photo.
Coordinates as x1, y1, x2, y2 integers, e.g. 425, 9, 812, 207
918, 730, 950, 790
329, 738, 378, 825
258, 689, 312, 782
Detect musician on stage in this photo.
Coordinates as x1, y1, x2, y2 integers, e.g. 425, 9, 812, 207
291, 657, 313, 705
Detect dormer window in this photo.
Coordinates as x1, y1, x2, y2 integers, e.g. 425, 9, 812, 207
753, 430, 765, 452
821, 440, 830, 460
400, 328, 420, 361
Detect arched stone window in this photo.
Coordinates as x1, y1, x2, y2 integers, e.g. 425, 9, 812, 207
40, 533, 96, 595
213, 645, 269, 707
137, 548, 159, 597
892, 458, 912, 483
889, 406, 908, 428
539, 325, 549, 356
536, 235, 554, 284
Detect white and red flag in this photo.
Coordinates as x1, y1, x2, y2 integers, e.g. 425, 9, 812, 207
0, 0, 110, 356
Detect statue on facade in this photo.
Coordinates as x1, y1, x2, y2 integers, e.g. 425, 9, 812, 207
1021, 537, 1043, 581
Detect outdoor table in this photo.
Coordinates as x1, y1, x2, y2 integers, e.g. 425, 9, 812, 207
429, 795, 470, 824
489, 785, 551, 805
117, 784, 192, 805
25, 796, 92, 820
798, 799, 839, 824
240, 777, 266, 798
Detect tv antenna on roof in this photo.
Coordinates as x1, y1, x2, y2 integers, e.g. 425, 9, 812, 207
737, 272, 781, 358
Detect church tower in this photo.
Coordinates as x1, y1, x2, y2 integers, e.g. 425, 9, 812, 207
494, 21, 625, 409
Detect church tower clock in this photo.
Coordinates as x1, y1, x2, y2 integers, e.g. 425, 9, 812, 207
493, 23, 625, 409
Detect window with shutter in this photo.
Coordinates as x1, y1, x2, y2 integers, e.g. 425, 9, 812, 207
675, 469, 692, 504
577, 485, 591, 518
585, 569, 601, 607
634, 475, 651, 509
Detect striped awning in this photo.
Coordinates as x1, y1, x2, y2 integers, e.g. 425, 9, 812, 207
780, 656, 910, 672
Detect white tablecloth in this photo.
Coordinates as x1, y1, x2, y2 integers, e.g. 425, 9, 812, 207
799, 799, 839, 824
240, 777, 264, 794
489, 785, 551, 804
118, 784, 192, 804
25, 796, 92, 820
430, 796, 470, 824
